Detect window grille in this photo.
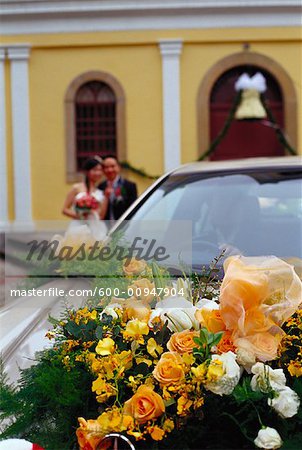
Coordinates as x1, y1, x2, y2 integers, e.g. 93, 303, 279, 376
76, 81, 116, 169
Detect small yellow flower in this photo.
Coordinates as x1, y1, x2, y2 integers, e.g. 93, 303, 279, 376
89, 310, 97, 320
92, 376, 117, 402
182, 353, 195, 367
150, 425, 165, 441
193, 397, 205, 410
128, 374, 144, 390
113, 350, 133, 377
95, 337, 115, 356
97, 408, 134, 435
135, 356, 153, 367
147, 338, 163, 358
163, 418, 174, 433
206, 360, 224, 382
191, 363, 208, 381
177, 395, 193, 416
288, 361, 302, 377
124, 319, 149, 341
101, 358, 115, 379
127, 430, 145, 440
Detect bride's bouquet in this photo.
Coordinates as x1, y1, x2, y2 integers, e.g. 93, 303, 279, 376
75, 193, 99, 218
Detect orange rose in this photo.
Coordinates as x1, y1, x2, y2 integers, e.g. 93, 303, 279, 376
129, 278, 155, 303
76, 417, 104, 450
219, 257, 270, 332
200, 309, 226, 333
240, 308, 274, 336
167, 330, 199, 354
220, 256, 302, 330
153, 352, 185, 385
234, 331, 283, 363
216, 331, 236, 354
123, 385, 165, 424
123, 258, 147, 275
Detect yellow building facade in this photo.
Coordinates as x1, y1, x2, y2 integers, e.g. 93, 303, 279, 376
0, 1, 301, 228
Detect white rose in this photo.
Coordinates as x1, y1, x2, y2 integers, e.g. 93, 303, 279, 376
251, 363, 286, 393
236, 348, 256, 371
269, 386, 300, 418
254, 427, 282, 449
150, 296, 199, 332
205, 351, 241, 396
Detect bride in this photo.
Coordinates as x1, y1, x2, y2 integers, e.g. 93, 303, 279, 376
61, 157, 108, 241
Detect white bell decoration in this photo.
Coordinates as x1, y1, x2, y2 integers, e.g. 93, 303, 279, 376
235, 72, 267, 120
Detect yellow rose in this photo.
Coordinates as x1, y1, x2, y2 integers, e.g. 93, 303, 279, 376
153, 352, 185, 386
129, 278, 155, 304
123, 258, 147, 275
123, 384, 165, 424
167, 330, 199, 354
199, 309, 226, 334
125, 298, 151, 322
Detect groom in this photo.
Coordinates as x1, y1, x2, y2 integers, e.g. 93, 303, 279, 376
98, 155, 138, 221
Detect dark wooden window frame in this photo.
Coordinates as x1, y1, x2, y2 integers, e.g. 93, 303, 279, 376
65, 71, 126, 183
197, 52, 298, 158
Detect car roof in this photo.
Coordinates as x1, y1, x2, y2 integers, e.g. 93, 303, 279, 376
171, 156, 302, 175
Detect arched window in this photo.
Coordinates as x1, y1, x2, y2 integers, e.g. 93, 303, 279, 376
197, 52, 297, 160
65, 71, 126, 182
209, 65, 284, 160
76, 81, 116, 169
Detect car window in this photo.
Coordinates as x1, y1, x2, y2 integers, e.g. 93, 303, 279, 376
131, 185, 186, 221
120, 168, 302, 268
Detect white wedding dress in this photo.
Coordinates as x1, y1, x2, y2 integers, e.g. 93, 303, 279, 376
66, 189, 108, 241
52, 189, 108, 250
67, 189, 108, 241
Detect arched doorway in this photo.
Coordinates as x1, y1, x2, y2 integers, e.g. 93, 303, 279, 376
197, 52, 297, 160
210, 65, 284, 160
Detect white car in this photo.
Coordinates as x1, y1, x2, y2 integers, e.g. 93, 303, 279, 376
114, 156, 302, 274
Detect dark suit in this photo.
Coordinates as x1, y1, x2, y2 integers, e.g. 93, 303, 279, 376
98, 177, 138, 220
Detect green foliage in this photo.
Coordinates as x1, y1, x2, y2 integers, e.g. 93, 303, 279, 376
0, 350, 96, 450
232, 378, 264, 404
191, 250, 225, 303
193, 328, 223, 362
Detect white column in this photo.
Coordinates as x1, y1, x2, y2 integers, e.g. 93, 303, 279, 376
0, 48, 9, 230
159, 39, 182, 172
8, 45, 34, 230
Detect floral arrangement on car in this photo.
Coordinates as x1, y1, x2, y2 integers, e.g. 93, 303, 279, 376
0, 255, 301, 450
74, 193, 99, 218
